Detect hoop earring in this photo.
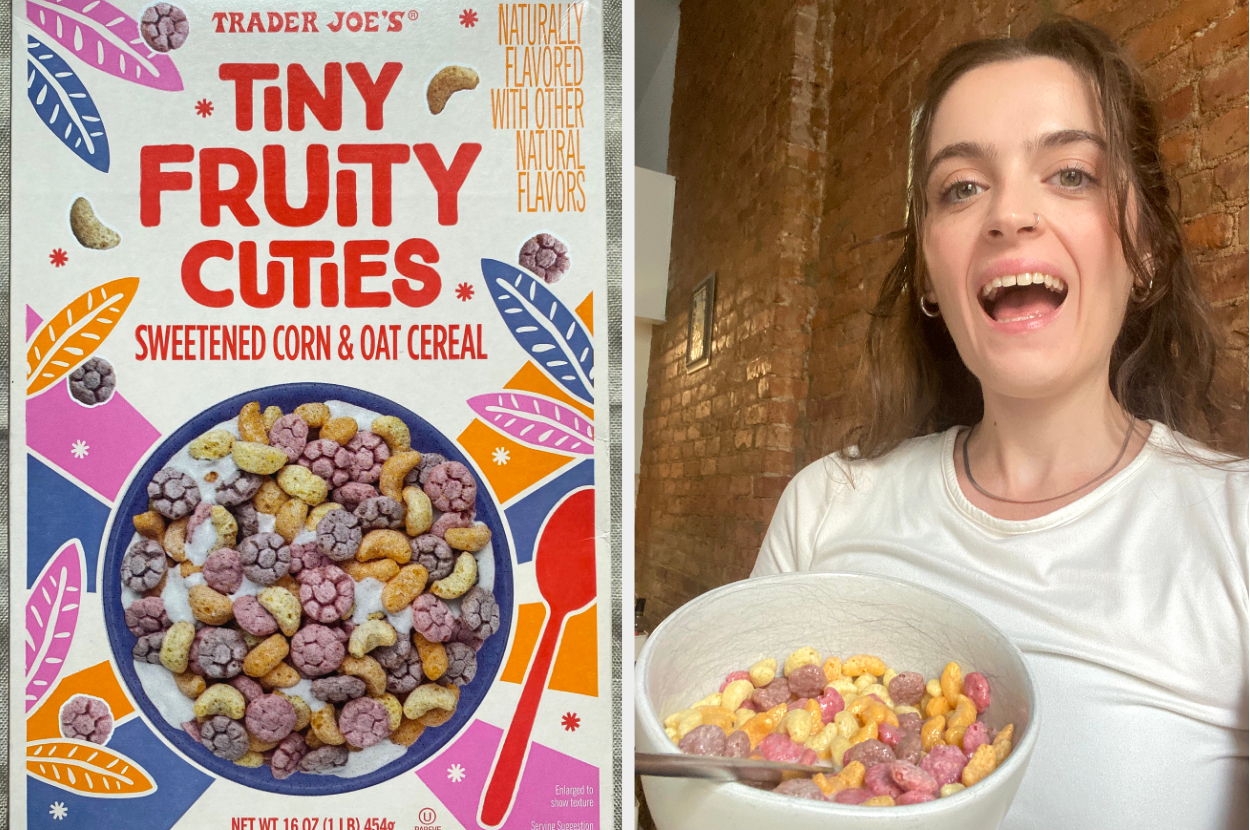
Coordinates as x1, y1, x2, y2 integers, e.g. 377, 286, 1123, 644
1131, 276, 1154, 303
919, 294, 941, 318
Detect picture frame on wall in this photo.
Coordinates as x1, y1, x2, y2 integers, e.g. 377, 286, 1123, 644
686, 272, 716, 372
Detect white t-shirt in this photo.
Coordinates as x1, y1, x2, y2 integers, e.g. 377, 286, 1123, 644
752, 422, 1248, 830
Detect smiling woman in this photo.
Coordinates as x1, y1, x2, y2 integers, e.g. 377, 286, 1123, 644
753, 15, 1247, 830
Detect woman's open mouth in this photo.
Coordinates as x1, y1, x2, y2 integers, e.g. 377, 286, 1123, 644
978, 273, 1068, 324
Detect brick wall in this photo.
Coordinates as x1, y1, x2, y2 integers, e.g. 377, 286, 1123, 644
635, 0, 1249, 625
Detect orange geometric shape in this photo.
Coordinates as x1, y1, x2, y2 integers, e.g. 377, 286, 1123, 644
27, 661, 135, 741
500, 602, 546, 684
459, 421, 574, 505
575, 292, 593, 335
504, 361, 593, 420
549, 603, 598, 697
27, 739, 157, 797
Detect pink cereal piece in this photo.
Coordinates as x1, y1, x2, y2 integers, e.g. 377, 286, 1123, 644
182, 720, 202, 742
290, 624, 346, 677
59, 695, 113, 744
889, 760, 938, 795
816, 690, 844, 723
773, 778, 826, 801
269, 414, 309, 463
233, 594, 279, 637
411, 593, 457, 642
758, 733, 804, 764
920, 744, 967, 787
124, 596, 171, 637
271, 732, 308, 780
339, 697, 391, 748
246, 694, 297, 743
339, 432, 390, 484
186, 501, 213, 540
962, 721, 991, 757
895, 790, 937, 805
834, 788, 871, 805
798, 749, 820, 766
787, 698, 810, 711
787, 664, 827, 698
423, 461, 478, 512
677, 724, 726, 756
229, 674, 264, 703
298, 565, 355, 624
877, 721, 901, 748
719, 671, 751, 692
430, 509, 474, 540
738, 698, 759, 713
963, 672, 991, 714
289, 541, 332, 577
299, 438, 345, 485
864, 761, 904, 797
202, 548, 243, 594
333, 482, 379, 512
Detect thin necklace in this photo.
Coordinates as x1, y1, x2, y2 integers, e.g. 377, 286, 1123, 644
962, 416, 1137, 505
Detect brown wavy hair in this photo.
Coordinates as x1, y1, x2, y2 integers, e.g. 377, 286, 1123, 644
848, 15, 1235, 460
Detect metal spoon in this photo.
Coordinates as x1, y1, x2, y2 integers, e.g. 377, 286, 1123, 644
636, 752, 830, 785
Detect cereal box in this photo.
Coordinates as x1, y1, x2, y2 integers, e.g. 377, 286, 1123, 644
8, 2, 619, 828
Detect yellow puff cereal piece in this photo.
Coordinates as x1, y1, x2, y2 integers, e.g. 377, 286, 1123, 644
358, 529, 412, 564
274, 498, 309, 544
379, 450, 422, 501
276, 692, 311, 731
233, 441, 287, 475
375, 693, 404, 732
822, 656, 843, 683
940, 783, 966, 798
403, 683, 458, 720
253, 478, 290, 514
306, 502, 344, 532
189, 429, 234, 460
349, 619, 398, 658
780, 708, 813, 743
444, 524, 492, 553
381, 564, 429, 614
961, 743, 998, 787
321, 417, 358, 445
295, 402, 331, 428
941, 662, 963, 708
262, 406, 284, 432
259, 662, 301, 689
414, 633, 448, 681
311, 706, 346, 746
244, 633, 290, 678
864, 796, 895, 807
402, 487, 434, 536
416, 684, 460, 727
748, 658, 776, 688
342, 559, 400, 582
234, 750, 265, 768
189, 585, 234, 625
194, 683, 246, 721
258, 587, 302, 637
163, 517, 189, 563
430, 552, 477, 599
371, 416, 412, 452
783, 647, 820, 677
277, 464, 329, 506
238, 402, 269, 444
842, 654, 887, 678
699, 706, 735, 736
340, 655, 387, 697
720, 679, 754, 713
174, 670, 206, 699
390, 717, 426, 747
921, 714, 946, 751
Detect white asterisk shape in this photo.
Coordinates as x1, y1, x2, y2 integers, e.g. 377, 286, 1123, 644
447, 763, 466, 783
50, 801, 68, 820
492, 447, 510, 466
71, 440, 89, 459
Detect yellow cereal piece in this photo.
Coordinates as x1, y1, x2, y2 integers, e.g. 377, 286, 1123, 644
174, 671, 206, 699
849, 721, 878, 745
163, 517, 188, 563
234, 441, 288, 475
133, 510, 166, 540
306, 502, 344, 531
311, 705, 346, 745
262, 406, 284, 432
259, 662, 300, 689
699, 706, 735, 735
812, 772, 841, 796
371, 416, 412, 452
740, 703, 787, 749
829, 677, 857, 698
941, 662, 963, 708
748, 658, 776, 688
894, 704, 920, 716
842, 654, 887, 677
804, 698, 822, 726
194, 683, 246, 721
962, 743, 998, 787
413, 633, 448, 681
854, 673, 876, 692
857, 700, 898, 729
189, 429, 235, 460
402, 487, 434, 536
381, 564, 429, 613
947, 694, 976, 730
238, 402, 269, 444
390, 717, 426, 747
375, 693, 404, 731
673, 709, 703, 739
244, 633, 290, 677
234, 750, 265, 768
733, 708, 754, 730
692, 692, 722, 709
921, 715, 946, 751
189, 585, 234, 625
274, 498, 309, 543
349, 619, 398, 658
940, 782, 966, 797
403, 683, 458, 720
827, 734, 853, 769
305, 730, 325, 750
804, 722, 838, 759
249, 735, 280, 753
341, 654, 387, 697
925, 678, 943, 699
321, 417, 358, 445
277, 464, 329, 506
358, 529, 412, 564
379, 450, 422, 501
944, 725, 967, 746
343, 559, 401, 582
993, 723, 1014, 763
780, 708, 813, 743
180, 561, 201, 579
834, 760, 865, 789
295, 402, 331, 428
258, 587, 302, 637
821, 656, 843, 683
862, 683, 892, 705
864, 796, 895, 807
924, 695, 953, 718
720, 679, 754, 713
882, 668, 898, 689
430, 551, 477, 599
833, 710, 859, 739
276, 692, 311, 731
416, 684, 460, 727
206, 505, 238, 553
783, 647, 820, 677
253, 478, 290, 514
444, 524, 492, 553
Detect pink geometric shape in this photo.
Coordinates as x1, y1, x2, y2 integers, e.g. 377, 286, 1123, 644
25, 539, 84, 711
417, 719, 600, 829
26, 305, 40, 338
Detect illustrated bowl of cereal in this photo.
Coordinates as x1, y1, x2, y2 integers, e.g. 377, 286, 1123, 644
102, 384, 512, 794
635, 573, 1038, 829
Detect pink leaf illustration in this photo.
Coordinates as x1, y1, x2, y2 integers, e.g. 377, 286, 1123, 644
468, 392, 594, 455
26, 539, 84, 711
27, 0, 183, 92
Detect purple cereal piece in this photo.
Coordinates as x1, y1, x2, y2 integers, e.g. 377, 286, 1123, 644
290, 624, 345, 676
140, 2, 189, 52
202, 548, 244, 595
920, 744, 968, 787
59, 695, 113, 744
518, 233, 570, 284
459, 586, 500, 640
384, 645, 425, 695
897, 712, 923, 735
121, 538, 166, 592
289, 540, 332, 576
245, 694, 297, 743
444, 641, 477, 687
888, 671, 925, 707
339, 432, 390, 484
372, 634, 412, 671
405, 452, 446, 487
452, 619, 485, 652
817, 691, 844, 724
758, 733, 804, 763
201, 714, 249, 761
299, 438, 346, 485
411, 534, 455, 580
311, 675, 366, 703
229, 674, 264, 703
298, 565, 354, 623
216, 471, 263, 507
316, 510, 362, 561
722, 730, 751, 758
896, 790, 937, 805
237, 533, 291, 585
894, 731, 924, 766
333, 482, 378, 511
834, 788, 872, 805
133, 631, 165, 663
423, 462, 477, 512
962, 721, 991, 757
890, 760, 939, 795
865, 761, 904, 797
233, 594, 279, 637
181, 720, 202, 742
751, 677, 791, 710
148, 467, 200, 519
299, 744, 348, 773
430, 509, 474, 540
125, 596, 171, 637
772, 779, 826, 801
843, 738, 896, 769
878, 721, 901, 748
787, 664, 826, 699
196, 627, 248, 679
269, 414, 309, 463
68, 356, 116, 406
677, 724, 726, 756
411, 594, 456, 642
270, 732, 308, 780
231, 501, 260, 538
354, 496, 405, 531
339, 697, 391, 748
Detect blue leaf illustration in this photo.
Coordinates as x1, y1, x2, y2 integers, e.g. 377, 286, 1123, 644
482, 259, 594, 404
26, 35, 109, 173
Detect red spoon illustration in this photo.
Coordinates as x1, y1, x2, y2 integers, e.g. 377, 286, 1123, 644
480, 487, 596, 827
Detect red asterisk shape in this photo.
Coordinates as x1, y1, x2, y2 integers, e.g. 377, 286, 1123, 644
455, 282, 475, 301
195, 99, 214, 118
561, 712, 580, 732
49, 248, 68, 267
459, 9, 478, 27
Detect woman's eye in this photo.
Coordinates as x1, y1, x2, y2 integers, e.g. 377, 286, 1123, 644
944, 180, 983, 202
1053, 168, 1094, 188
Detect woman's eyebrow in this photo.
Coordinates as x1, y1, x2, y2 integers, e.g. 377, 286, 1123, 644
1029, 128, 1107, 151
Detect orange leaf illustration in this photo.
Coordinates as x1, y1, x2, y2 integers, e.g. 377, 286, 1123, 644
27, 738, 157, 797
26, 277, 139, 396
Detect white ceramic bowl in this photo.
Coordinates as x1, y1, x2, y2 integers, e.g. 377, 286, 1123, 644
636, 573, 1039, 829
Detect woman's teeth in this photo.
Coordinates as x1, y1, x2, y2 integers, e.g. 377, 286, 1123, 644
979, 273, 1068, 301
